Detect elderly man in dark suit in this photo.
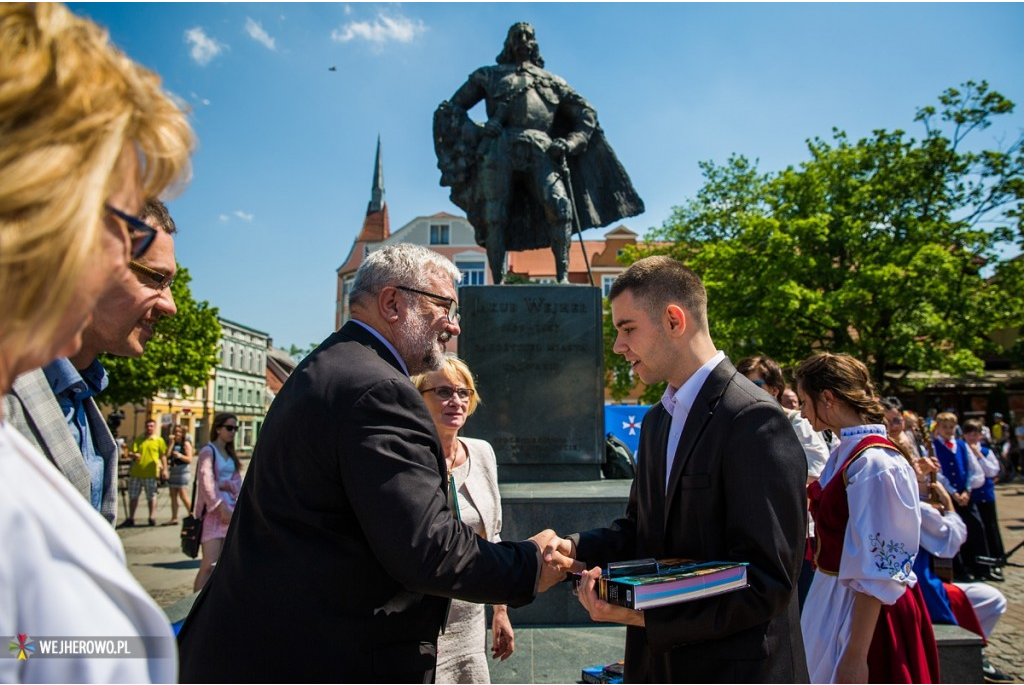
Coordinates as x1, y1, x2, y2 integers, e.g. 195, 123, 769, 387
178, 243, 562, 683
545, 256, 809, 683
1, 199, 178, 524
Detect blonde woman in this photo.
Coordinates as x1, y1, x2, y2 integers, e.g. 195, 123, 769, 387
412, 356, 512, 683
0, 3, 193, 682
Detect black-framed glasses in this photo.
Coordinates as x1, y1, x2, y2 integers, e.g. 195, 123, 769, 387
129, 261, 175, 291
105, 204, 157, 260
396, 285, 460, 323
422, 386, 475, 401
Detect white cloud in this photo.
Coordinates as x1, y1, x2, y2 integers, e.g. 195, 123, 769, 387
234, 210, 254, 222
184, 27, 225, 66
218, 214, 230, 223
331, 12, 426, 45
245, 17, 276, 51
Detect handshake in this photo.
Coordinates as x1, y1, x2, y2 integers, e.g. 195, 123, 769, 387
526, 530, 646, 627
527, 529, 584, 591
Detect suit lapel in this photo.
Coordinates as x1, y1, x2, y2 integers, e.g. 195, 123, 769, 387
10, 370, 93, 501
339, 320, 408, 376
663, 359, 737, 524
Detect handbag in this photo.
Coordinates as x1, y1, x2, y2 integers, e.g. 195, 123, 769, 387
180, 513, 203, 559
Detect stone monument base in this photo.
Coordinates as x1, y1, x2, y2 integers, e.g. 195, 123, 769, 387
497, 479, 630, 625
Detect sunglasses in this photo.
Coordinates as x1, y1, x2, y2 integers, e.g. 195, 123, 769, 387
396, 285, 460, 323
221, 425, 238, 432
106, 204, 157, 260
422, 386, 474, 401
129, 261, 175, 291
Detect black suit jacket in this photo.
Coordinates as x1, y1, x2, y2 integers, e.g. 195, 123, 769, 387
574, 358, 809, 683
178, 322, 539, 682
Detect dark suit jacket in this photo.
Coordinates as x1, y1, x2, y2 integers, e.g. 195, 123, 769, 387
573, 359, 809, 683
177, 322, 539, 683
2, 368, 119, 523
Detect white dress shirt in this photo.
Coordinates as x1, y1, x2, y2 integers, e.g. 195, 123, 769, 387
659, 350, 726, 492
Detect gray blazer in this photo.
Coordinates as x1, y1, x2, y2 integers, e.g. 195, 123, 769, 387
2, 368, 119, 524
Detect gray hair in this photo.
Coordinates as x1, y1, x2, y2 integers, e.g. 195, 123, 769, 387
349, 243, 462, 305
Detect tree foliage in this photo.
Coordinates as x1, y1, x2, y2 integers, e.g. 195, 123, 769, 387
631, 80, 1024, 391
101, 265, 221, 406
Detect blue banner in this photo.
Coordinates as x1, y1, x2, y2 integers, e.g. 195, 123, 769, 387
604, 405, 652, 459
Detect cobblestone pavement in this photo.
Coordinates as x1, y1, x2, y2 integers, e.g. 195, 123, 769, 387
983, 479, 1024, 681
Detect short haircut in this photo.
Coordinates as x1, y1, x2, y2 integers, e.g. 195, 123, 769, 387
349, 243, 462, 308
608, 256, 708, 331
881, 396, 903, 412
935, 412, 958, 425
139, 199, 177, 235
962, 419, 983, 435
0, 4, 193, 357
412, 354, 482, 416
736, 356, 785, 396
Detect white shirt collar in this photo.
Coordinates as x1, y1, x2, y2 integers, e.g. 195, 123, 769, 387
351, 319, 410, 376
660, 350, 726, 416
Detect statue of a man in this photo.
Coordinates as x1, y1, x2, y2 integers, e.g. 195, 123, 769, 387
434, 22, 643, 284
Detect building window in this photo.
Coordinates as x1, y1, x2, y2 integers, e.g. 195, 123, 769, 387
430, 224, 450, 245
247, 388, 254, 405
228, 346, 235, 368
227, 387, 234, 404
456, 259, 486, 286
216, 386, 223, 403
602, 275, 616, 298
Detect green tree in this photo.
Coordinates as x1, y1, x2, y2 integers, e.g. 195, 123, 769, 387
101, 265, 221, 406
640, 80, 1024, 390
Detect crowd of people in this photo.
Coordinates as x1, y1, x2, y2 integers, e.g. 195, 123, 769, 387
3, 4, 1023, 685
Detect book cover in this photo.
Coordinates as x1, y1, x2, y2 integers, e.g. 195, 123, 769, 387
581, 660, 624, 684
573, 559, 748, 611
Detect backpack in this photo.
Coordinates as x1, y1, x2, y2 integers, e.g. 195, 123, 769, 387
603, 433, 636, 480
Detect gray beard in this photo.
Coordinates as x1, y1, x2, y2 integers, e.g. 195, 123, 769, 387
398, 314, 449, 376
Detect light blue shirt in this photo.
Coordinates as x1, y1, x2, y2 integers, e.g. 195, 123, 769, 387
659, 350, 726, 493
42, 357, 109, 512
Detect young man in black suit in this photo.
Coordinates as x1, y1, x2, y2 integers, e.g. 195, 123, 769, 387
178, 244, 562, 683
544, 256, 809, 683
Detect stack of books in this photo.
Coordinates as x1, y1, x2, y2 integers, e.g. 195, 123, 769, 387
581, 660, 624, 684
572, 558, 748, 610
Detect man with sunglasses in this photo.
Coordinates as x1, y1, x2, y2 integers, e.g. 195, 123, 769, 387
2, 199, 178, 525
179, 243, 564, 683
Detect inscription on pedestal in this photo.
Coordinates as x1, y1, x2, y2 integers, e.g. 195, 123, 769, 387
458, 285, 604, 482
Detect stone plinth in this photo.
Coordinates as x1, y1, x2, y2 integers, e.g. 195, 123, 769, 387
458, 285, 604, 482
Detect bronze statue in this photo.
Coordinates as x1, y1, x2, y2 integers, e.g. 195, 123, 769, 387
434, 22, 644, 284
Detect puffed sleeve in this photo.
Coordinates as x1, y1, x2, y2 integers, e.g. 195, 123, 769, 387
840, 449, 921, 604
919, 504, 967, 559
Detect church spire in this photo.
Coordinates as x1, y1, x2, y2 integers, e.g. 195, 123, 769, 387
367, 134, 384, 215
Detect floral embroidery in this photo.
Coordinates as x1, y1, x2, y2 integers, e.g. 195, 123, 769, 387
869, 532, 915, 581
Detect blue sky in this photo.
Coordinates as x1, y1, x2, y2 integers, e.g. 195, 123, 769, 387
70, 2, 1024, 351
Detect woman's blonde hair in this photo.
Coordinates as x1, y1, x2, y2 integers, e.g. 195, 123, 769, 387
0, 3, 194, 360
412, 354, 482, 417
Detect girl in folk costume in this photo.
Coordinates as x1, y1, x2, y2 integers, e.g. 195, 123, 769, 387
796, 353, 938, 684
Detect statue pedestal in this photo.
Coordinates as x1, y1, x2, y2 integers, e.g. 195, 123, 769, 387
458, 285, 605, 482
460, 285, 626, 624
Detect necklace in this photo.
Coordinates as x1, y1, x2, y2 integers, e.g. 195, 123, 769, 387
446, 440, 464, 476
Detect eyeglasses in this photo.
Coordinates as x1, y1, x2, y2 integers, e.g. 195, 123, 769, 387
396, 286, 460, 323
221, 425, 238, 432
129, 261, 175, 291
106, 204, 157, 260
422, 386, 475, 401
